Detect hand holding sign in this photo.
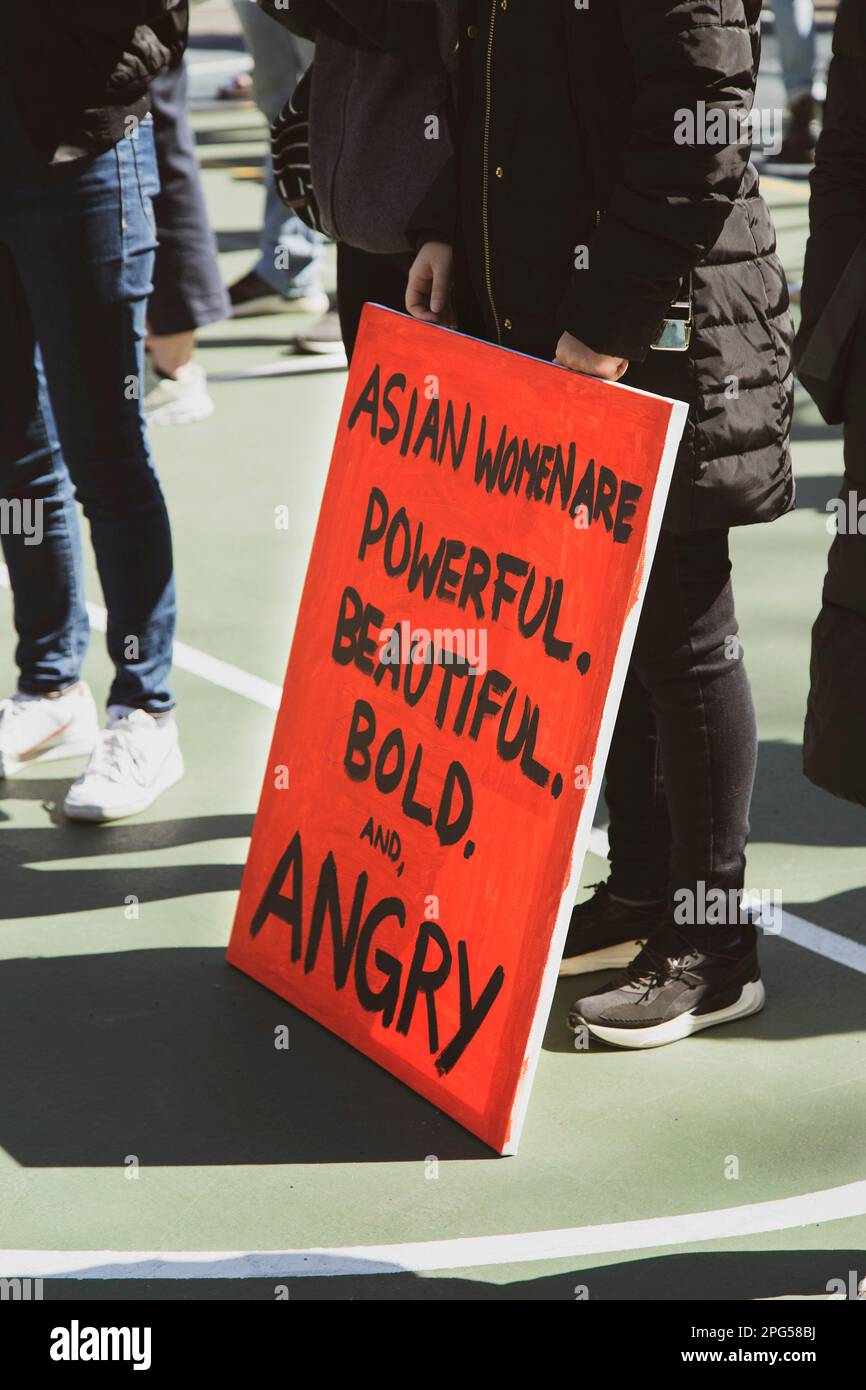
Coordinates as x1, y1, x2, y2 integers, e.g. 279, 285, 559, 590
554, 330, 629, 382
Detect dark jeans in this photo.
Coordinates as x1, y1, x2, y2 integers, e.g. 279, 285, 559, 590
148, 61, 230, 336
0, 88, 175, 712
605, 528, 757, 924
336, 242, 412, 360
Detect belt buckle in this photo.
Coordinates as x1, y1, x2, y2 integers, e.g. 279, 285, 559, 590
651, 277, 693, 352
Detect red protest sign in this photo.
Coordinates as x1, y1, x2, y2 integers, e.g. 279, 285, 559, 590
227, 305, 686, 1154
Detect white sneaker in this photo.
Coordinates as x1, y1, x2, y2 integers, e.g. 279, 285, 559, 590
143, 361, 214, 426
63, 708, 184, 822
0, 684, 99, 778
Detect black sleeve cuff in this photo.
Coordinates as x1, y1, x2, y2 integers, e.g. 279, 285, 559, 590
557, 276, 667, 363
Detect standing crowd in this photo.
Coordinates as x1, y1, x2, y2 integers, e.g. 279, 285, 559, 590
0, 0, 863, 1049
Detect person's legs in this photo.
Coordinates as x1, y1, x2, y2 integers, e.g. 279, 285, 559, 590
145, 60, 228, 423
232, 0, 322, 302
561, 528, 753, 977
768, 0, 820, 164
0, 243, 90, 696
337, 243, 414, 360
257, 150, 323, 299
569, 530, 762, 1047
630, 529, 757, 920
603, 670, 671, 904
6, 117, 176, 715
773, 0, 816, 105
234, 0, 313, 125
148, 60, 230, 341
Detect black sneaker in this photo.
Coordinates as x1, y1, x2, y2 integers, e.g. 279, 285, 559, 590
228, 269, 329, 319
568, 922, 765, 1049
559, 883, 665, 978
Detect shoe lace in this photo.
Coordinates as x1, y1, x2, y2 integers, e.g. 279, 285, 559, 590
0, 695, 34, 723
87, 725, 148, 786
620, 947, 702, 1002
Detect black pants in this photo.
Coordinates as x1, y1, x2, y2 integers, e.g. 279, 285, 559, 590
148, 62, 229, 336
605, 528, 757, 923
336, 242, 411, 360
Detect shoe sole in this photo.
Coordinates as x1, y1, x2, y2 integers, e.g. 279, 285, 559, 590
231, 296, 329, 319
569, 978, 766, 1049
0, 733, 98, 779
558, 938, 645, 977
145, 396, 215, 426
295, 337, 346, 355
63, 749, 185, 823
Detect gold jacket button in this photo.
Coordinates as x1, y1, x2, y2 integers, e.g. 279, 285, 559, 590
495, 165, 504, 178
504, 318, 513, 331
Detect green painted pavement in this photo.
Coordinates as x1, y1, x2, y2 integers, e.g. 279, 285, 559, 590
0, 100, 862, 1298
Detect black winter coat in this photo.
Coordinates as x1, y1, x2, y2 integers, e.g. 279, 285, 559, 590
799, 0, 866, 808
5, 1, 188, 166
457, 0, 794, 532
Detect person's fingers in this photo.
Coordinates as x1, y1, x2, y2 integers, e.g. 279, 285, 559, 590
405, 262, 436, 320
430, 257, 450, 317
406, 256, 451, 323
594, 358, 627, 381
556, 351, 628, 381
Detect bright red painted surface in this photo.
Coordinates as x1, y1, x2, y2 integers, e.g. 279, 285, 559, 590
227, 306, 675, 1152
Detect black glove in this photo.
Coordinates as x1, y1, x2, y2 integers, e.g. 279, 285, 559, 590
270, 68, 324, 234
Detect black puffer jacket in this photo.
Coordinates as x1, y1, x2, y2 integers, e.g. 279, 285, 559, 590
5, 1, 188, 166
457, 0, 794, 532
799, 0, 866, 808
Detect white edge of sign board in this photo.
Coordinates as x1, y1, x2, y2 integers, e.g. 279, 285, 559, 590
502, 381, 689, 1156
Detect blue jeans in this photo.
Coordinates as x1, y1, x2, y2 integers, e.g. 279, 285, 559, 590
233, 0, 322, 298
0, 93, 176, 712
773, 0, 816, 105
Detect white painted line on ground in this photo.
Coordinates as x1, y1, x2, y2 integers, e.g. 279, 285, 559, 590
169, 636, 281, 710
586, 826, 866, 977
209, 354, 348, 382
587, 826, 610, 860
4, 1178, 866, 1280
186, 56, 252, 74
775, 908, 866, 975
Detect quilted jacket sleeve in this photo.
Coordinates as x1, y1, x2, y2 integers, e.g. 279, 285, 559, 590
800, 0, 866, 337
559, 0, 756, 361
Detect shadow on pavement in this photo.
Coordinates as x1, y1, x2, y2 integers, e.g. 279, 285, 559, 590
790, 473, 841, 512
0, 794, 252, 919
749, 739, 865, 848
28, 1247, 866, 1300
0, 948, 491, 1167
